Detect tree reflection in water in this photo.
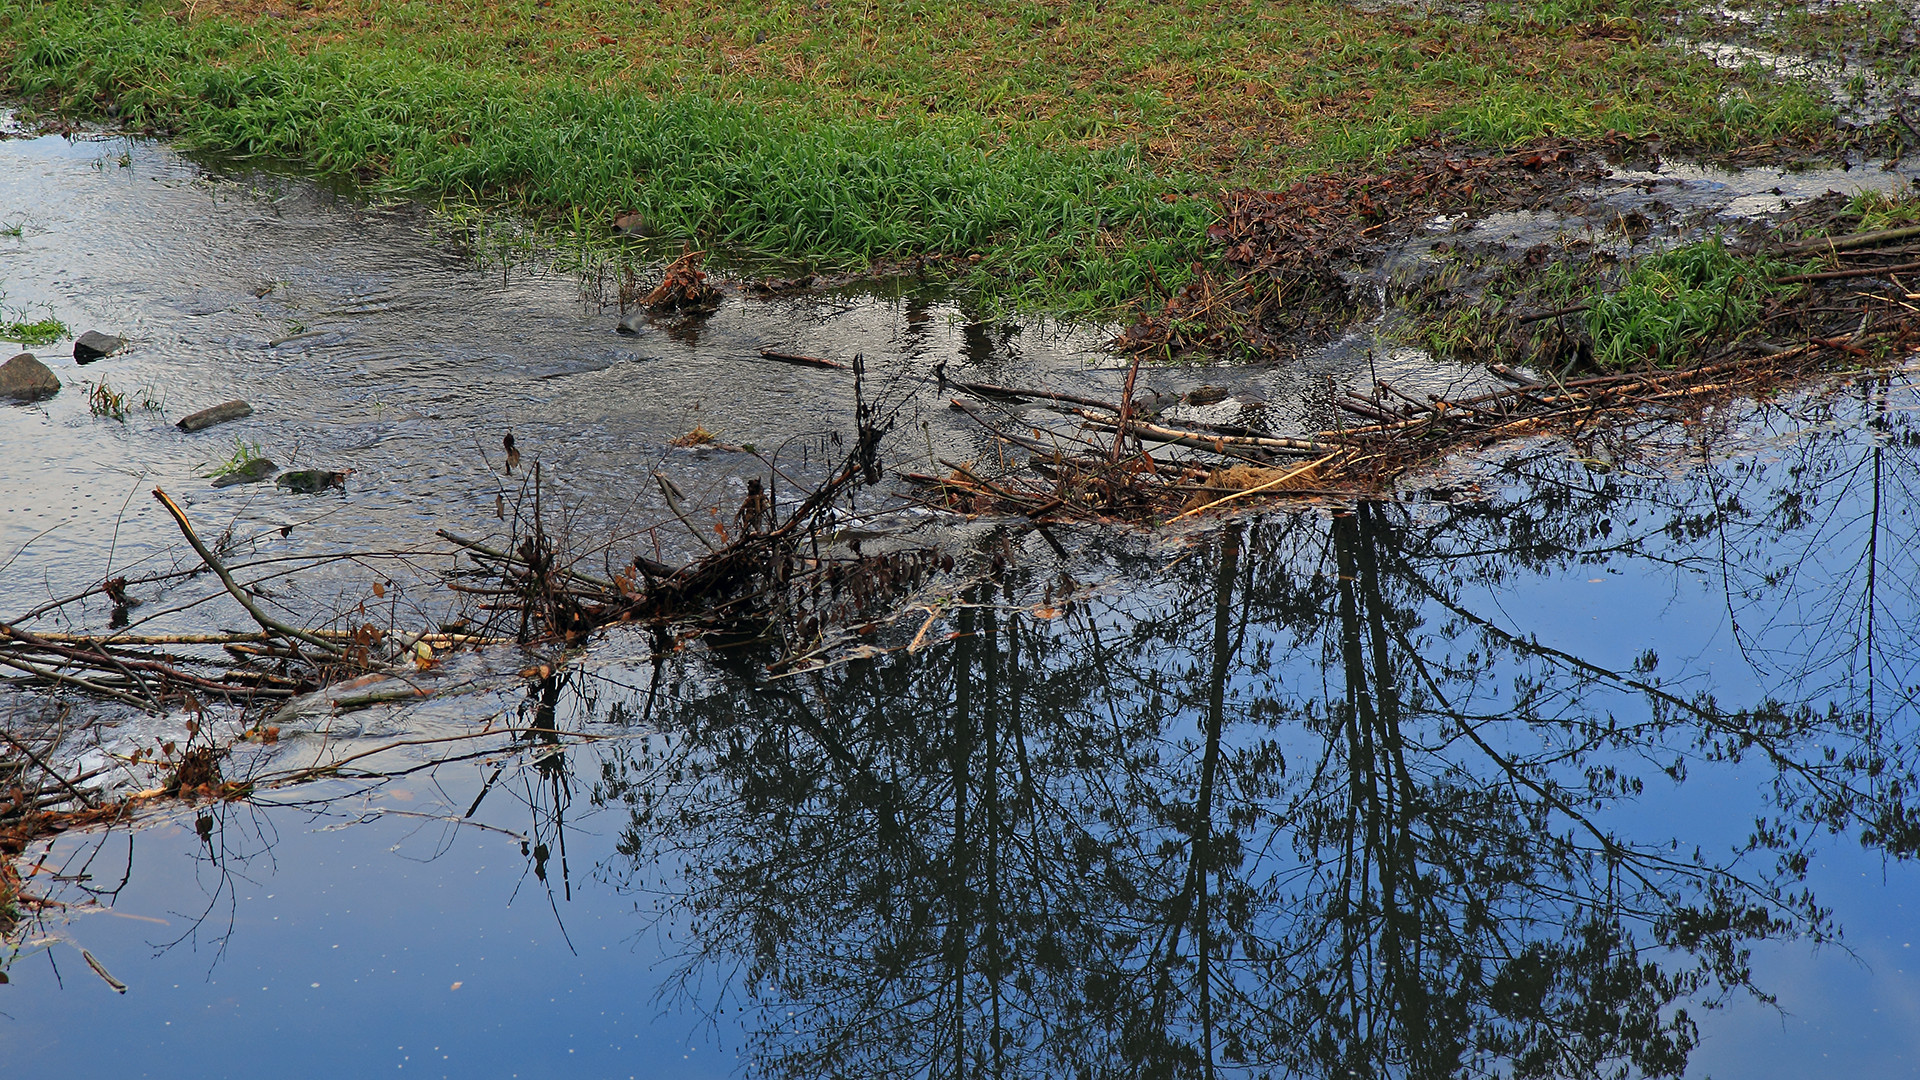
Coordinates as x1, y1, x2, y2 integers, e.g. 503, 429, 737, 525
572, 383, 1919, 1080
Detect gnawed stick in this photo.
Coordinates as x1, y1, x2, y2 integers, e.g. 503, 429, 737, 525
151, 488, 342, 657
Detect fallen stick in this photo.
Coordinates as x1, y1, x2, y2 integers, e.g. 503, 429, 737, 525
948, 396, 1112, 456
437, 530, 630, 589
3, 629, 272, 647
152, 489, 342, 657
1774, 223, 1920, 255
1488, 364, 1543, 386
1772, 260, 1920, 284
1, 634, 285, 701
1338, 396, 1400, 423
756, 348, 847, 370
1317, 340, 1854, 440
0, 652, 158, 711
1077, 412, 1339, 454
951, 380, 1120, 413
934, 460, 1060, 515
1514, 303, 1590, 325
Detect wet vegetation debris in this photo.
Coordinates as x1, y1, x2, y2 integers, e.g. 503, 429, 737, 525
1117, 139, 1612, 360
667, 425, 717, 448
438, 360, 943, 662
1407, 191, 1920, 373
641, 250, 721, 314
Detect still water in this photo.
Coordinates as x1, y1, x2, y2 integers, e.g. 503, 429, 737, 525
3, 128, 1919, 1079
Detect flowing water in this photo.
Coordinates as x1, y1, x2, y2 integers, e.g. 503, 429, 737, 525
4, 126, 1920, 1080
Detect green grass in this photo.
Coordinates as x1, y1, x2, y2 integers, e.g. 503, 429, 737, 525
203, 436, 271, 480
1587, 239, 1791, 368
0, 0, 1860, 315
1843, 189, 1920, 231
0, 314, 66, 346
85, 377, 129, 422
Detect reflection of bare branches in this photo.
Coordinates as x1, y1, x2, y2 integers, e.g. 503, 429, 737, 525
556, 390, 1920, 1080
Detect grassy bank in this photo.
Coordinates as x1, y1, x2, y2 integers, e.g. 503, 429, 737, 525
0, 0, 1852, 315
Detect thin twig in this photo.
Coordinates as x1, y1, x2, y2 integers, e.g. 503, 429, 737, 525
151, 489, 342, 656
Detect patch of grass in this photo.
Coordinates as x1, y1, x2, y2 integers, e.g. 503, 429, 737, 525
0, 219, 22, 238
1398, 244, 1598, 364
85, 377, 129, 422
0, 0, 1853, 316
203, 436, 271, 480
1586, 239, 1788, 368
1844, 188, 1920, 231
0, 314, 67, 346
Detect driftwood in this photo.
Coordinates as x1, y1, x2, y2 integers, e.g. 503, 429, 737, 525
1774, 223, 1920, 255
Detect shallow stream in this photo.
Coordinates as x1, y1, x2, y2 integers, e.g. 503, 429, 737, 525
4, 128, 1920, 1079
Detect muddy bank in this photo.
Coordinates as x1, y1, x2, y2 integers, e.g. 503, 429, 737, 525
1122, 135, 1920, 361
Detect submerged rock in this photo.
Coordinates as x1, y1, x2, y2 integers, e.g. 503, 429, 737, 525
73, 330, 127, 363
0, 352, 59, 401
210, 458, 278, 487
1128, 387, 1176, 417
276, 469, 350, 493
177, 399, 254, 432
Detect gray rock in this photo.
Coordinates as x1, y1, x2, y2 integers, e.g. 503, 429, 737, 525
74, 330, 127, 363
616, 309, 649, 336
177, 400, 254, 432
0, 352, 59, 401
210, 458, 278, 488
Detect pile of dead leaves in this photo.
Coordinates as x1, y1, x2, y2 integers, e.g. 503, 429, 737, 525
645, 250, 722, 313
